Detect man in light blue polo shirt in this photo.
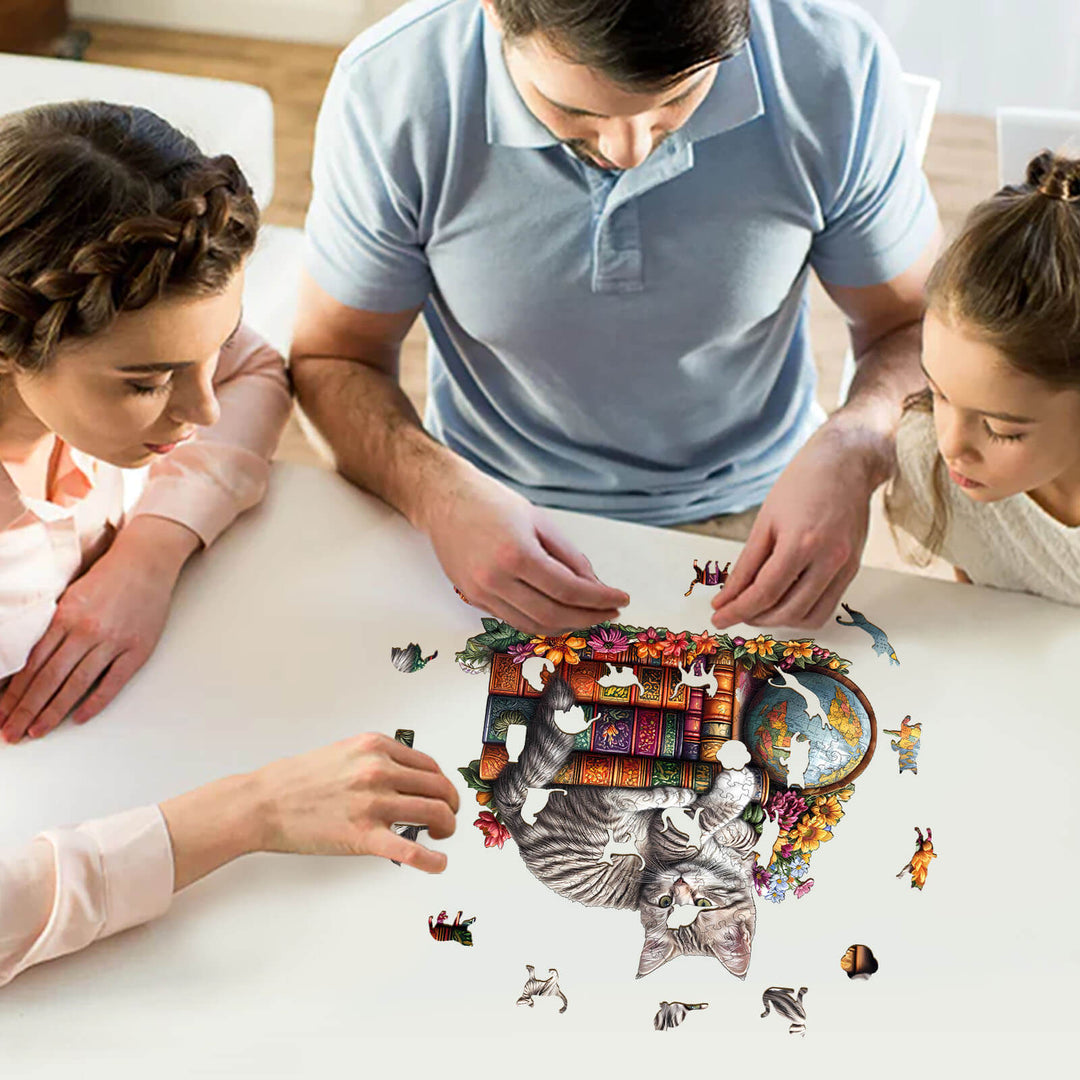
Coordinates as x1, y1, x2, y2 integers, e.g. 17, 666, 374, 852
292, 0, 941, 633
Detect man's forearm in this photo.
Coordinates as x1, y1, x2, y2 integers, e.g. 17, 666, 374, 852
829, 319, 925, 487
292, 358, 459, 530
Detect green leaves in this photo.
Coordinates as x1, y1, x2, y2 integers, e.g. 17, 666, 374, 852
457, 759, 491, 793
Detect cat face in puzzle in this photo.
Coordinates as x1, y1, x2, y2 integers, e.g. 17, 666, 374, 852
638, 858, 757, 978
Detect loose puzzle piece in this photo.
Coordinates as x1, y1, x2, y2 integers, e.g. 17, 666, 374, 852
684, 559, 730, 597
390, 643, 438, 672
521, 786, 567, 825
835, 602, 899, 665
882, 716, 921, 774
390, 729, 427, 866
428, 910, 475, 947
654, 1001, 708, 1030
516, 966, 568, 1013
760, 986, 808, 1036
840, 943, 879, 979
897, 826, 936, 890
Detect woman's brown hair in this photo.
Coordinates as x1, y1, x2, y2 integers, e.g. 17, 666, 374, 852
0, 101, 258, 373
885, 150, 1080, 561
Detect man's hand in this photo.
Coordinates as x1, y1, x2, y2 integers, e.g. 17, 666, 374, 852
418, 458, 629, 636
0, 516, 199, 743
711, 418, 890, 629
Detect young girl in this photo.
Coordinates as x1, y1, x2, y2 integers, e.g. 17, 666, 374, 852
0, 100, 292, 741
887, 151, 1080, 603
0, 102, 461, 989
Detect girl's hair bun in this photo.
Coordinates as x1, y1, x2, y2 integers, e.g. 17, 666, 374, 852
1027, 150, 1080, 203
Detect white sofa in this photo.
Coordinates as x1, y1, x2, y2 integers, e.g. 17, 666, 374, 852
0, 52, 306, 359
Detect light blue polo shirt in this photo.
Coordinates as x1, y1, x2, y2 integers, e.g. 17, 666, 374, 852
304, 0, 938, 525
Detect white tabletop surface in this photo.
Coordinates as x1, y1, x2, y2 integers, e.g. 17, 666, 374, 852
0, 462, 1074, 1076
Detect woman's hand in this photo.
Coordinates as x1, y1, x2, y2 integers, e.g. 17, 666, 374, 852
0, 516, 200, 743
161, 733, 462, 885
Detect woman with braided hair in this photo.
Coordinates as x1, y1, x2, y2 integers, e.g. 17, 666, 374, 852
0, 101, 292, 736
0, 103, 461, 989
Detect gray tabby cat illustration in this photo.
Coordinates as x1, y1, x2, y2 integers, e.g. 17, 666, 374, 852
492, 677, 763, 979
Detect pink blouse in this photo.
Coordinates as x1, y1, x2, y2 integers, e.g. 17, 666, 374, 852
0, 323, 292, 679
0, 324, 290, 987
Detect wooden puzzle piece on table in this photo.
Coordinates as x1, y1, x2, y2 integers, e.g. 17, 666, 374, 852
390, 643, 438, 673
760, 986, 808, 1036
684, 559, 730, 596
428, 911, 475, 947
897, 826, 937, 889
516, 966, 568, 1013
836, 602, 900, 665
654, 1002, 708, 1030
883, 716, 922, 774
456, 621, 875, 977
840, 943, 879, 979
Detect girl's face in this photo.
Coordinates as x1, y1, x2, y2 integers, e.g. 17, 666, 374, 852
922, 310, 1080, 504
2, 272, 243, 469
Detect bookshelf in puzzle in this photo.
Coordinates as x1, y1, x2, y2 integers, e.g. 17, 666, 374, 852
480, 647, 741, 790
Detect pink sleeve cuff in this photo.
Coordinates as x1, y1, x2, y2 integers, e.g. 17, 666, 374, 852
23, 806, 174, 970
129, 444, 271, 548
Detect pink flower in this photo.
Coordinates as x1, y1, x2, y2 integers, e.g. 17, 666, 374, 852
732, 636, 746, 647
766, 789, 808, 831
473, 811, 512, 849
794, 878, 815, 899
508, 641, 537, 664
634, 627, 667, 661
779, 843, 794, 860
587, 627, 630, 653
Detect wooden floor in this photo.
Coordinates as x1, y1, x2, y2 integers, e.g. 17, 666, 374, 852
73, 19, 998, 575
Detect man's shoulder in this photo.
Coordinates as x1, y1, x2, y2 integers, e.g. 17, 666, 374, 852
755, 0, 893, 89
338, 0, 474, 70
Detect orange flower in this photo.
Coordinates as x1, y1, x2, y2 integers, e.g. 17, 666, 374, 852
809, 795, 843, 829
744, 634, 776, 657
530, 634, 587, 666
475, 790, 492, 806
828, 658, 841, 670
791, 819, 832, 854
835, 785, 855, 802
688, 631, 718, 662
633, 627, 667, 661
782, 640, 814, 660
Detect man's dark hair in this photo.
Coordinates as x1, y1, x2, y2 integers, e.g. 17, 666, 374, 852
491, 0, 752, 88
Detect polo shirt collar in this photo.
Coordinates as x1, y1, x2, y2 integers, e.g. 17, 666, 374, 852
484, 14, 764, 152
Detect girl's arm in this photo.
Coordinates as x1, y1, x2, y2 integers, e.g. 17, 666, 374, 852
0, 734, 459, 989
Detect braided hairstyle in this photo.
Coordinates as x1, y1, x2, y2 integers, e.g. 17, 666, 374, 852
0, 101, 259, 373
885, 150, 1080, 559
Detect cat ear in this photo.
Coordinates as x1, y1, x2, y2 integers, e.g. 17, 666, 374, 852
636, 934, 677, 979
707, 919, 754, 980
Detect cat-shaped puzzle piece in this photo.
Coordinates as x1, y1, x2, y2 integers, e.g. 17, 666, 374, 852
897, 826, 936, 889
684, 559, 730, 596
654, 1001, 708, 1031
428, 910, 476, 946
883, 716, 921, 774
516, 965, 568, 1013
390, 644, 437, 672
836, 602, 899, 665
760, 986, 808, 1036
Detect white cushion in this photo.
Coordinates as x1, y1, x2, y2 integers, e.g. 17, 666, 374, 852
0, 52, 275, 208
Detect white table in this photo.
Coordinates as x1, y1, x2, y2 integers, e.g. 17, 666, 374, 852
0, 463, 1074, 1075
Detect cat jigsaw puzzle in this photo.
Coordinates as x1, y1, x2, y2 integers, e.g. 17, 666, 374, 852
456, 621, 876, 980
